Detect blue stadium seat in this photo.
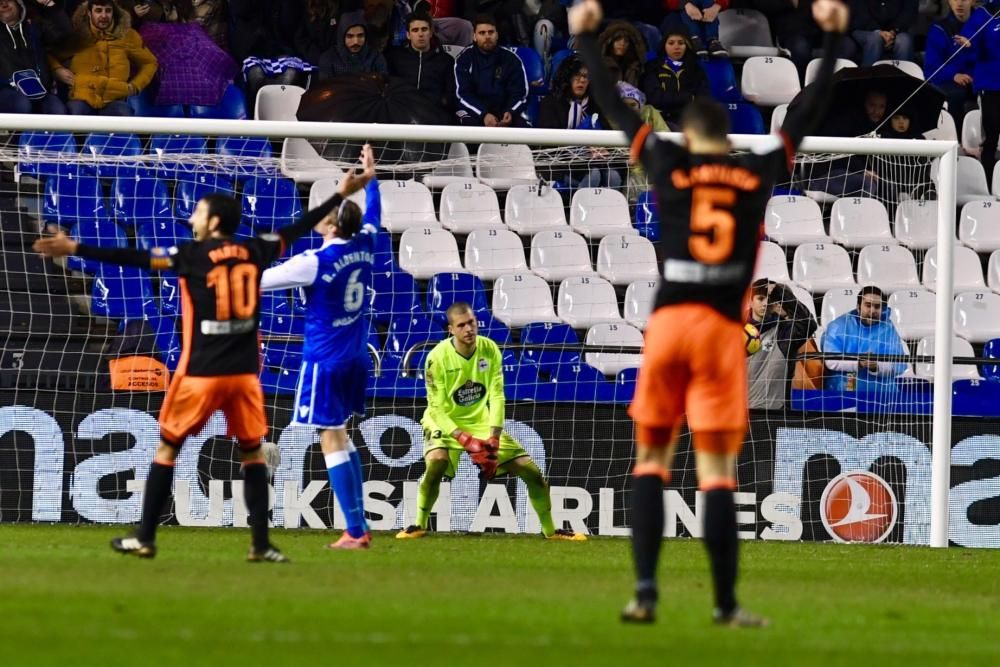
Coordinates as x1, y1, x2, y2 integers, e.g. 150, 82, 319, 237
261, 341, 304, 393
552, 360, 615, 401
520, 322, 581, 380
242, 176, 303, 231
188, 83, 249, 120
614, 367, 638, 403
128, 89, 185, 118
42, 170, 109, 226
137, 219, 193, 250
701, 58, 741, 102
113, 176, 172, 228
384, 314, 444, 376
373, 231, 394, 270
370, 271, 419, 325
67, 218, 127, 274
17, 131, 77, 179
983, 338, 1000, 381
82, 133, 144, 179
634, 190, 660, 241
547, 49, 574, 88
502, 350, 554, 400
146, 313, 181, 372
158, 274, 180, 315
149, 134, 208, 179
427, 272, 489, 325
260, 290, 304, 336
174, 171, 236, 222
727, 102, 766, 135
476, 310, 512, 345
515, 46, 548, 96
234, 223, 255, 239
91, 265, 153, 319
216, 136, 274, 181
289, 230, 324, 257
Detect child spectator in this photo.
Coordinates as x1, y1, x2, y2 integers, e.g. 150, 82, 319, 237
675, 0, 728, 57
640, 27, 710, 127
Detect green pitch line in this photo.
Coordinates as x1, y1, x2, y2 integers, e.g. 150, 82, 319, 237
0, 525, 998, 667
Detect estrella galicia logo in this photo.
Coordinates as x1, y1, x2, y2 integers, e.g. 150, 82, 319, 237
820, 471, 898, 543
453, 380, 486, 407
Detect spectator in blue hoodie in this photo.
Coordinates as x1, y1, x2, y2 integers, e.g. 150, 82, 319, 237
924, 0, 977, 132
454, 14, 529, 126
960, 3, 1000, 181
822, 285, 908, 394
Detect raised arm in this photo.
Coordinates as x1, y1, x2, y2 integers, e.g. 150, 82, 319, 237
33, 229, 172, 271
361, 177, 382, 235
260, 252, 319, 291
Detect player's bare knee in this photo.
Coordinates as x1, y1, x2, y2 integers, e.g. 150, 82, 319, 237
239, 440, 265, 463
319, 427, 349, 454
155, 440, 180, 464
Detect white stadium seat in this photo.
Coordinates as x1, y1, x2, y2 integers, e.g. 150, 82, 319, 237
718, 9, 781, 58
789, 283, 818, 317
596, 234, 658, 285
557, 276, 622, 328
585, 323, 644, 376
475, 143, 538, 189
857, 243, 919, 290
957, 156, 993, 206
492, 273, 559, 327
753, 240, 790, 282
914, 335, 980, 380
464, 228, 528, 280
504, 183, 567, 235
379, 180, 439, 232
820, 287, 859, 328
894, 200, 943, 250
280, 138, 344, 183
439, 181, 503, 233
873, 59, 924, 80
989, 250, 1000, 291
994, 162, 1000, 197
804, 58, 855, 86
309, 177, 365, 212
791, 242, 856, 293
961, 109, 983, 157
769, 103, 787, 134
442, 44, 465, 59
924, 108, 957, 141
570, 187, 637, 239
255, 84, 305, 121
829, 197, 893, 247
764, 195, 828, 245
624, 280, 657, 330
741, 56, 800, 107
954, 291, 1000, 342
922, 245, 986, 293
399, 227, 462, 279
888, 288, 937, 340
422, 142, 475, 190
530, 230, 595, 281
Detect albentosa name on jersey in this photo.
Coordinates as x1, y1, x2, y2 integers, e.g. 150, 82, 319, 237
333, 251, 374, 272
670, 164, 761, 191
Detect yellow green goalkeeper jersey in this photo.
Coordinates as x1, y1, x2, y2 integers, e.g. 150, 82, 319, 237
421, 335, 506, 435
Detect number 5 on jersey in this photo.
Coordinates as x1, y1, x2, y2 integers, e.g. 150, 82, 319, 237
690, 186, 736, 264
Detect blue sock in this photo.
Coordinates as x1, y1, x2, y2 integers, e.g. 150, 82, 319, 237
325, 451, 366, 538
347, 445, 369, 532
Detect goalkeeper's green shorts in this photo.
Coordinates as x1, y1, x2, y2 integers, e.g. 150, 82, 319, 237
421, 425, 530, 479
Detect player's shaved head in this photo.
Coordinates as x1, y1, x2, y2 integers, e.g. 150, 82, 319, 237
680, 97, 730, 144
201, 193, 241, 235
446, 301, 474, 324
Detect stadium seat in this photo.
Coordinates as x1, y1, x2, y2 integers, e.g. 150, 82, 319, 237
127, 88, 185, 118
308, 176, 366, 213
475, 310, 512, 345
961, 109, 986, 157
614, 367, 638, 403
280, 137, 344, 183
726, 102, 766, 135
91, 264, 152, 319
465, 228, 528, 280
829, 197, 893, 247
792, 242, 856, 292
504, 183, 567, 235
242, 176, 303, 231
923, 245, 986, 293
370, 270, 419, 324
217, 136, 273, 181
17, 130, 76, 180
254, 84, 305, 121
426, 272, 489, 324
701, 58, 740, 102
137, 218, 192, 250
584, 322, 643, 376
476, 143, 539, 190
857, 243, 919, 290
552, 357, 615, 402
894, 200, 944, 249
42, 170, 109, 226
384, 314, 445, 376
148, 134, 208, 179
983, 338, 1000, 380
188, 83, 248, 120
515, 46, 547, 94
398, 227, 463, 279
158, 274, 180, 315
634, 190, 660, 241
741, 56, 800, 107
174, 172, 236, 222
790, 283, 818, 317
764, 195, 827, 245
379, 180, 439, 232
804, 57, 855, 86
873, 59, 924, 80
442, 44, 465, 59
988, 250, 1000, 292
570, 187, 636, 239
914, 335, 980, 380
492, 273, 559, 327
422, 142, 475, 189
753, 241, 791, 282
112, 175, 171, 228
557, 276, 622, 328
820, 287, 859, 328
623, 280, 657, 330
82, 133, 143, 179
596, 234, 658, 285
994, 163, 1000, 197
520, 321, 580, 377
439, 181, 503, 233
530, 229, 594, 281
888, 288, 936, 340
957, 156, 993, 206
259, 290, 304, 336
954, 291, 1000, 342
718, 9, 781, 58
924, 108, 958, 141
769, 104, 788, 135
371, 231, 394, 271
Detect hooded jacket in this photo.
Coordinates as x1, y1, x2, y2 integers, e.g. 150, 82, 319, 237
597, 20, 646, 88
0, 0, 69, 88
960, 7, 1000, 94
748, 283, 817, 409
319, 9, 388, 80
48, 1, 158, 109
822, 306, 908, 393
453, 42, 527, 120
924, 12, 976, 87
385, 37, 455, 109
640, 35, 709, 123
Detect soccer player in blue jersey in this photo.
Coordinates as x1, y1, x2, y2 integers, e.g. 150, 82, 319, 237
260, 145, 379, 550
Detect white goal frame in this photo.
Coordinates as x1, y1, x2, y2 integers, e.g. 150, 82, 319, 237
0, 113, 958, 547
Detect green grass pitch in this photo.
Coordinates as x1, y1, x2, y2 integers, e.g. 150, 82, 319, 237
1, 525, 999, 666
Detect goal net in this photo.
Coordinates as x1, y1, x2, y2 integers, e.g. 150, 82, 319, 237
0, 117, 971, 546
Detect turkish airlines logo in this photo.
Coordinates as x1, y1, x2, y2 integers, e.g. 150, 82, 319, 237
820, 471, 898, 543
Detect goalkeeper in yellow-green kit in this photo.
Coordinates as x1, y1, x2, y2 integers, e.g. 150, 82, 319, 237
396, 302, 587, 541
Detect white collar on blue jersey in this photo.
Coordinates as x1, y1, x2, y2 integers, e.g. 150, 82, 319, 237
320, 237, 350, 247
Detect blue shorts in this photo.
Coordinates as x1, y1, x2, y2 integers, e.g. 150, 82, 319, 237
293, 355, 369, 429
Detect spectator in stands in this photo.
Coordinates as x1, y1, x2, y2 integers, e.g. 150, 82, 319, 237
0, 0, 69, 114
386, 11, 456, 113
190, 0, 226, 49
883, 110, 919, 139
454, 14, 529, 126
848, 0, 916, 66
125, 0, 191, 26
806, 89, 886, 196
49, 0, 158, 116
822, 285, 908, 394
748, 282, 818, 409
640, 27, 710, 127
319, 9, 388, 79
675, 0, 728, 57
960, 1, 1000, 180
602, 1, 663, 55
295, 0, 341, 68
755, 0, 855, 80
923, 0, 976, 132
746, 278, 774, 327
610, 81, 668, 200
412, 0, 474, 47
460, 0, 530, 46
597, 19, 646, 87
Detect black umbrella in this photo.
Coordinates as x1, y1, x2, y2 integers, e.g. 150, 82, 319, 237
787, 64, 946, 136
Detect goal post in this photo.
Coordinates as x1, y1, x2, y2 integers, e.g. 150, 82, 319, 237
0, 112, 959, 546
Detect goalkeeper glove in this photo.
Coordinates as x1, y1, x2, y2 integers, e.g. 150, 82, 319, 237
456, 432, 499, 481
